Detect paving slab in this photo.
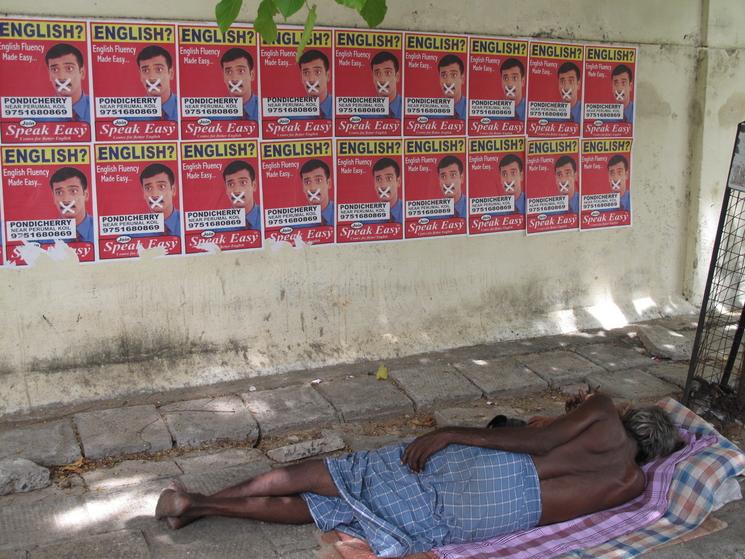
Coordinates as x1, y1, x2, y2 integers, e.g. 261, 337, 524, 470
519, 350, 605, 386
637, 325, 695, 361
74, 405, 172, 460
0, 495, 90, 549
175, 448, 269, 473
314, 376, 414, 422
434, 406, 525, 428
0, 551, 25, 559
77, 478, 166, 534
343, 433, 411, 452
0, 419, 80, 466
267, 431, 345, 463
0, 476, 85, 509
645, 314, 699, 332
82, 459, 182, 491
242, 384, 339, 437
0, 459, 50, 496
28, 529, 149, 559
453, 355, 547, 398
178, 461, 272, 495
643, 361, 691, 389
573, 342, 655, 371
389, 365, 482, 411
258, 522, 320, 555
159, 395, 258, 449
585, 369, 678, 402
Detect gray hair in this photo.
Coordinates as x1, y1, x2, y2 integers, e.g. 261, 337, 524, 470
621, 406, 680, 464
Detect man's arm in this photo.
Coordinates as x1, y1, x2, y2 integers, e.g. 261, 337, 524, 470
402, 393, 615, 472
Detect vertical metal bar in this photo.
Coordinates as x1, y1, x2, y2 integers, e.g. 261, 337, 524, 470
721, 302, 745, 387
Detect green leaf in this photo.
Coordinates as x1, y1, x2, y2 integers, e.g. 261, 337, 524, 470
359, 0, 386, 27
334, 0, 366, 9
255, 0, 279, 44
275, 0, 304, 18
215, 0, 244, 34
296, 4, 317, 61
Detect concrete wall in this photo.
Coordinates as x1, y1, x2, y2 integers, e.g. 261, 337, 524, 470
1, 0, 739, 417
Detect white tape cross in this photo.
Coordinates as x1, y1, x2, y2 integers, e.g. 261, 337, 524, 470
230, 192, 245, 204
229, 80, 244, 93
561, 88, 573, 101
442, 183, 455, 195
443, 82, 456, 96
377, 185, 391, 199
376, 81, 390, 94
59, 200, 76, 214
148, 195, 164, 209
611, 179, 622, 191
614, 89, 626, 101
146, 79, 162, 93
55, 79, 72, 93
504, 85, 516, 98
305, 80, 320, 94
558, 181, 570, 193
306, 188, 321, 202
503, 181, 515, 193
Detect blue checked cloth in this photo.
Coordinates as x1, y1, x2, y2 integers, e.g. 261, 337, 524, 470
301, 443, 542, 558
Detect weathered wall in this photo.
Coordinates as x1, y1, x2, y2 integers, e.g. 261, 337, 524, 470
0, 0, 737, 417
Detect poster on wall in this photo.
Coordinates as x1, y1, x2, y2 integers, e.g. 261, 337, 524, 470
260, 27, 333, 140
178, 24, 260, 141
336, 138, 403, 244
334, 29, 403, 137
583, 45, 636, 138
468, 136, 526, 235
0, 18, 92, 144
90, 21, 178, 142
527, 41, 584, 138
580, 138, 632, 230
525, 137, 580, 235
95, 142, 182, 259
1, 145, 95, 265
181, 140, 262, 253
260, 139, 334, 246
468, 37, 528, 137
404, 137, 467, 239
403, 32, 467, 137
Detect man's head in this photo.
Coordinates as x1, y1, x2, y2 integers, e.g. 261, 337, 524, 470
557, 61, 581, 107
45, 44, 86, 101
300, 159, 331, 209
437, 155, 464, 201
498, 154, 524, 197
49, 167, 88, 225
611, 64, 633, 107
223, 160, 257, 211
438, 54, 465, 101
621, 406, 681, 464
220, 48, 255, 101
136, 46, 174, 98
298, 50, 330, 99
372, 157, 401, 206
554, 155, 577, 198
500, 58, 525, 103
607, 154, 629, 196
370, 51, 400, 101
140, 163, 176, 217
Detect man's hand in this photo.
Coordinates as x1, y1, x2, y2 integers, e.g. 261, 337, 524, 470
565, 384, 600, 413
402, 429, 454, 473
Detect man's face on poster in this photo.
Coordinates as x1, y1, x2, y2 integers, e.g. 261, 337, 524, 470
439, 62, 463, 99
300, 58, 329, 98
500, 161, 523, 197
373, 165, 400, 206
301, 167, 330, 208
142, 172, 175, 216
47, 53, 85, 100
224, 169, 256, 210
608, 161, 628, 196
439, 162, 463, 200
612, 71, 632, 106
222, 57, 254, 100
501, 66, 524, 102
372, 60, 399, 99
52, 176, 88, 224
555, 162, 577, 198
139, 55, 173, 98
558, 68, 580, 106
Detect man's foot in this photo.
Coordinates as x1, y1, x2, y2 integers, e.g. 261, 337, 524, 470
165, 515, 196, 529
155, 480, 191, 519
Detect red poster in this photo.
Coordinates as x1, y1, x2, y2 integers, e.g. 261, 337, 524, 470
583, 45, 637, 138
90, 22, 178, 142
1, 145, 94, 265
404, 137, 467, 239
336, 139, 403, 244
181, 140, 262, 253
468, 137, 526, 235
95, 143, 182, 259
581, 138, 632, 230
334, 29, 402, 137
468, 37, 528, 137
527, 41, 584, 138
0, 18, 91, 144
260, 139, 334, 246
260, 27, 333, 140
526, 138, 580, 235
404, 32, 467, 137
178, 24, 259, 141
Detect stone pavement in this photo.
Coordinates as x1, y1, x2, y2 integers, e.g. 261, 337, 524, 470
0, 314, 743, 558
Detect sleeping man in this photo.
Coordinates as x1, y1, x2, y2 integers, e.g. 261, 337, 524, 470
155, 393, 681, 558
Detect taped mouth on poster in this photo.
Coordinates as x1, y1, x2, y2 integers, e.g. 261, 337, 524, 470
6, 219, 75, 241
406, 198, 454, 218
95, 97, 161, 118
262, 97, 319, 117
470, 195, 515, 214
182, 97, 241, 117
336, 97, 388, 116
528, 102, 570, 120
186, 208, 244, 230
265, 205, 321, 227
339, 202, 389, 221
1, 97, 72, 118
100, 213, 163, 235
582, 193, 620, 210
584, 103, 623, 120
406, 97, 454, 116
528, 195, 568, 214
469, 99, 515, 118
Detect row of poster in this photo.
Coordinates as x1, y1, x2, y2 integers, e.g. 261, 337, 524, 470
0, 137, 633, 265
0, 18, 637, 143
